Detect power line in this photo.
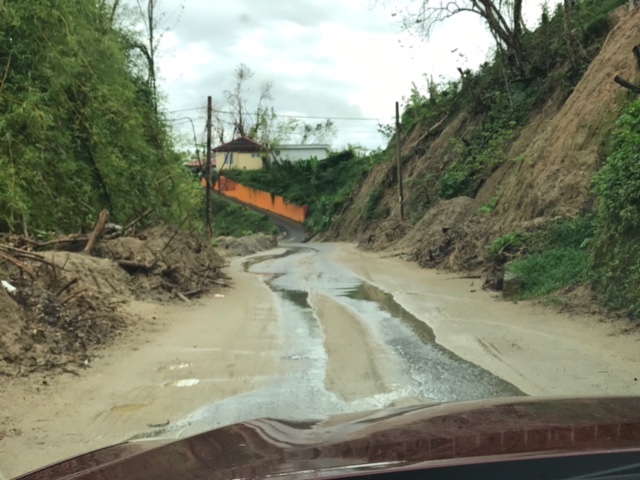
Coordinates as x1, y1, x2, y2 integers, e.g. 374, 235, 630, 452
166, 106, 390, 122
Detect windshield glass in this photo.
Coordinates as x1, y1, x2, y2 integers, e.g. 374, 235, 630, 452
2, 0, 640, 478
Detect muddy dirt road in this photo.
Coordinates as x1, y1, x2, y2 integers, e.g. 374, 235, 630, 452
2, 243, 640, 478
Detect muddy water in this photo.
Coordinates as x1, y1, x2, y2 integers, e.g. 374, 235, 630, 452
163, 244, 521, 439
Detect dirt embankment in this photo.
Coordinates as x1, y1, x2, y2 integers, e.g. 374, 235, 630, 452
326, 7, 640, 276
0, 226, 226, 378
216, 234, 278, 257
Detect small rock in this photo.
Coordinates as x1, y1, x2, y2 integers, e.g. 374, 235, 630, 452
502, 268, 522, 298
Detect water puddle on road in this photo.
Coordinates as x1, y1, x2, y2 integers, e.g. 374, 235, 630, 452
241, 248, 300, 272
155, 246, 523, 441
345, 282, 436, 344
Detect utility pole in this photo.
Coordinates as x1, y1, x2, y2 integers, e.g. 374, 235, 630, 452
395, 101, 404, 221
205, 96, 213, 238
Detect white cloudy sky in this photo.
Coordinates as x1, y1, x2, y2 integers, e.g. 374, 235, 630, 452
152, 0, 559, 151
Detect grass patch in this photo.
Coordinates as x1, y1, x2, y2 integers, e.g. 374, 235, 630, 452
507, 248, 590, 299
210, 196, 278, 237
491, 216, 594, 299
224, 148, 388, 234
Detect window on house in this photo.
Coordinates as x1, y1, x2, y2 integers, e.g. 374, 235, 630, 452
251, 153, 260, 158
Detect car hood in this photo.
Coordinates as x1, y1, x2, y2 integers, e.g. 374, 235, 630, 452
16, 396, 640, 480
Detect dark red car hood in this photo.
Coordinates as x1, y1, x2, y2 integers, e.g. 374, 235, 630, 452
16, 396, 640, 480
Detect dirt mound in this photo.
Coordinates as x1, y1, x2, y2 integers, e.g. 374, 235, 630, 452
95, 226, 226, 300
392, 197, 480, 269
216, 234, 277, 257
0, 225, 227, 377
41, 251, 133, 299
0, 258, 128, 377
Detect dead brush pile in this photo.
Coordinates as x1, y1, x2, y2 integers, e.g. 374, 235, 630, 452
0, 211, 227, 377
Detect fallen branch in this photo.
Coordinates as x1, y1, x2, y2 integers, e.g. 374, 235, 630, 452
57, 278, 79, 297
117, 258, 159, 273
161, 214, 190, 252
0, 244, 58, 270
176, 292, 191, 304
183, 288, 203, 297
84, 209, 109, 254
122, 208, 153, 235
614, 75, 640, 93
14, 234, 88, 250
61, 287, 89, 304
0, 251, 36, 279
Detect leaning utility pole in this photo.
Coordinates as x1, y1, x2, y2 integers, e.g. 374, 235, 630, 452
395, 101, 404, 221
205, 96, 213, 237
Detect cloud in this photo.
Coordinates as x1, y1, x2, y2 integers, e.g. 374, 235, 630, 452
157, 0, 560, 150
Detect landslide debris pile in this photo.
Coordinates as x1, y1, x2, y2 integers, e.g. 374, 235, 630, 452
0, 225, 227, 377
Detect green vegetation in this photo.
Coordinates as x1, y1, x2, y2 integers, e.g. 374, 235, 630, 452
592, 95, 640, 314
224, 149, 388, 233
364, 188, 385, 221
479, 188, 503, 214
396, 0, 623, 204
0, 1, 197, 233
492, 217, 594, 299
508, 248, 590, 299
210, 196, 278, 237
489, 231, 531, 256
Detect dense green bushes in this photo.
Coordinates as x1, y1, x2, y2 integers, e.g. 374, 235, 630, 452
492, 217, 594, 298
209, 196, 278, 237
0, 1, 196, 233
224, 149, 387, 233
592, 96, 640, 314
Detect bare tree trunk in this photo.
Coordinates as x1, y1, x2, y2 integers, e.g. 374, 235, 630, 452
109, 0, 121, 25
147, 0, 158, 123
563, 0, 587, 66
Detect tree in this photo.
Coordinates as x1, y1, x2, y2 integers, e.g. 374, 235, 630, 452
216, 63, 336, 167
298, 119, 337, 145
0, 0, 195, 233
249, 107, 299, 168
386, 0, 526, 72
224, 64, 273, 137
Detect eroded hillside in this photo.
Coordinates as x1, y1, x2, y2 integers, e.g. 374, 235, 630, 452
326, 6, 640, 300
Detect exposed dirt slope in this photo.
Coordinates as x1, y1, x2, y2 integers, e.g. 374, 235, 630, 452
327, 6, 640, 274
497, 7, 639, 225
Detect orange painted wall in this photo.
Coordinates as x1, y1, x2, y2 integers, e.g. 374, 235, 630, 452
202, 176, 307, 223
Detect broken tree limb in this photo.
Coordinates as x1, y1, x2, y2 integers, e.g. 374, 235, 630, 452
0, 245, 56, 269
183, 288, 203, 297
61, 287, 89, 304
117, 257, 159, 273
614, 75, 640, 93
84, 209, 109, 254
56, 278, 79, 297
7, 233, 89, 250
161, 214, 190, 253
0, 251, 36, 279
176, 292, 191, 304
122, 208, 153, 235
